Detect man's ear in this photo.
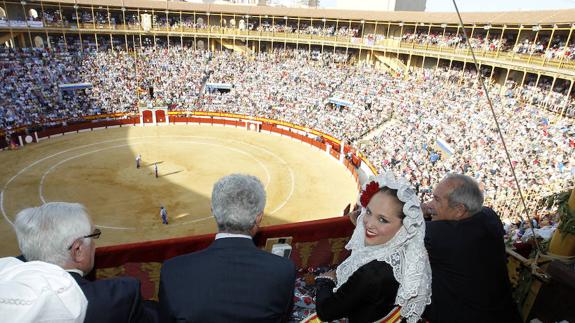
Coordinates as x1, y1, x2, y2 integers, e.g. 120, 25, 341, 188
455, 204, 468, 219
69, 240, 85, 264
249, 212, 264, 237
255, 212, 264, 227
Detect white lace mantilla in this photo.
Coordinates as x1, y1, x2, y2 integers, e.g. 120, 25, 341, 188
335, 172, 432, 323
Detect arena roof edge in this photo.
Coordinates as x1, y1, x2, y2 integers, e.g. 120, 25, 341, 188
31, 0, 575, 25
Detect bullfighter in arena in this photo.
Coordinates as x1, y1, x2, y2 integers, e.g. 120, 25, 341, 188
160, 206, 168, 225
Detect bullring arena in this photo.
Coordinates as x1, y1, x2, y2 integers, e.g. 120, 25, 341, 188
0, 119, 360, 256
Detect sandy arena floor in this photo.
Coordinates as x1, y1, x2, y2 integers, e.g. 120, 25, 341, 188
0, 125, 358, 256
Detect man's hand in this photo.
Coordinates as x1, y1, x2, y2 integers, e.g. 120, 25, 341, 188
421, 202, 434, 221
322, 270, 336, 280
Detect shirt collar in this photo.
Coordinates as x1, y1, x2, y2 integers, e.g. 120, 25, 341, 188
215, 233, 252, 240
66, 268, 85, 277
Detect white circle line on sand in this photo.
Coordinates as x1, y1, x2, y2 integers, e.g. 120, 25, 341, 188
129, 135, 295, 213
96, 224, 137, 231
148, 135, 296, 214
1, 138, 136, 225
38, 141, 271, 203
36, 139, 273, 230
140, 136, 296, 215
224, 139, 296, 215
0, 190, 6, 226
2, 131, 298, 226
270, 166, 295, 215
174, 215, 213, 226
166, 140, 272, 189
39, 143, 133, 204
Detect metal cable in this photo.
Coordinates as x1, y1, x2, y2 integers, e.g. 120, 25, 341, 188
451, 0, 544, 253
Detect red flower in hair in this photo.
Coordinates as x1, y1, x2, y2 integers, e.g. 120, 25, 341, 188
360, 181, 380, 207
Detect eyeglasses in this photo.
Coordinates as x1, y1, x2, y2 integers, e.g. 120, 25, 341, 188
67, 228, 102, 250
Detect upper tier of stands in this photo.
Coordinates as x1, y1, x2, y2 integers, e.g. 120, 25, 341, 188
2, 2, 575, 72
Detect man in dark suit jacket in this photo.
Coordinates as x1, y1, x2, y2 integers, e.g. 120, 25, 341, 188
69, 271, 158, 323
159, 174, 296, 323
13, 202, 158, 323
422, 174, 521, 323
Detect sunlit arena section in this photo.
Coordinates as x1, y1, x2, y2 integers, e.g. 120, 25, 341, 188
0, 124, 360, 255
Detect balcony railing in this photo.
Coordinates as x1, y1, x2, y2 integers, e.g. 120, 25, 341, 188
2, 20, 574, 71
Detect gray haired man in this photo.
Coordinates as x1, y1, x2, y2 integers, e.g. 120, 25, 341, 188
13, 202, 158, 323
422, 174, 521, 323
159, 174, 296, 323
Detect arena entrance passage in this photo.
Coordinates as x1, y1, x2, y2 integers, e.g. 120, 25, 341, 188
142, 110, 153, 124
155, 110, 166, 123
139, 106, 169, 126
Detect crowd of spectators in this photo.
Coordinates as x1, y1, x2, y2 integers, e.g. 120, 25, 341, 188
402, 31, 574, 60
198, 49, 380, 140
359, 69, 573, 209
254, 22, 360, 38
11, 8, 575, 61
402, 32, 511, 52
0, 47, 99, 129
7, 6, 575, 60
1, 45, 573, 224
401, 31, 575, 61
514, 36, 575, 61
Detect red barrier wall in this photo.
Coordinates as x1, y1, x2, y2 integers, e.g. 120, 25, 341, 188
95, 216, 354, 270
93, 216, 355, 299
35, 119, 138, 139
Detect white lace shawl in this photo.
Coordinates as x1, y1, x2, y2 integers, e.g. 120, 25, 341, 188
335, 172, 432, 323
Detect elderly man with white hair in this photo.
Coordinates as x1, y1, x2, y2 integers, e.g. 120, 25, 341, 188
422, 174, 521, 323
13, 202, 159, 323
159, 174, 296, 323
